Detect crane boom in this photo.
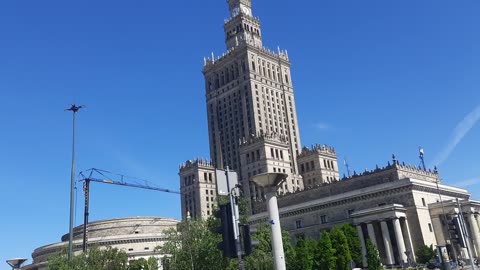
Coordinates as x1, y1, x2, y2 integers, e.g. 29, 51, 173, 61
78, 168, 179, 252
84, 177, 180, 194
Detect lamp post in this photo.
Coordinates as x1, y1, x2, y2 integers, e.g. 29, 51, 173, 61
65, 104, 83, 261
251, 172, 287, 270
6, 258, 27, 270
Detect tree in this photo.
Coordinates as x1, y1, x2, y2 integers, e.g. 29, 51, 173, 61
316, 230, 336, 270
47, 246, 131, 270
293, 237, 316, 270
330, 227, 352, 270
158, 217, 229, 270
366, 239, 382, 270
340, 223, 363, 268
243, 224, 296, 270
416, 244, 436, 264
129, 257, 159, 270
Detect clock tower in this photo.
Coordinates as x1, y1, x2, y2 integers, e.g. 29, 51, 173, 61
203, 0, 303, 207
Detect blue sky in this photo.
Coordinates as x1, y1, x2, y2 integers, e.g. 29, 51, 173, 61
0, 0, 479, 268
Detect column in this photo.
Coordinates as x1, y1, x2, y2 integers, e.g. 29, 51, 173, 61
468, 213, 480, 257
367, 222, 378, 250
393, 218, 407, 264
357, 224, 368, 267
475, 214, 480, 232
380, 220, 394, 265
401, 218, 416, 263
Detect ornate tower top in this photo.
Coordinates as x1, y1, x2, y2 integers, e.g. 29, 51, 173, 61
227, 0, 252, 17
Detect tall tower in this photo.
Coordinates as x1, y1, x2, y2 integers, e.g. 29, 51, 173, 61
203, 0, 302, 200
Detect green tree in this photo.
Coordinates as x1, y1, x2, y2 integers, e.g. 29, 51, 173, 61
416, 244, 436, 264
243, 225, 296, 270
47, 246, 130, 270
316, 230, 336, 270
293, 237, 316, 270
340, 223, 363, 268
158, 217, 229, 270
366, 239, 382, 270
330, 227, 352, 270
129, 257, 159, 270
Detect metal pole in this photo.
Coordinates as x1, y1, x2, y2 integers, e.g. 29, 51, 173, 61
66, 104, 83, 261
82, 179, 90, 252
225, 167, 245, 270
456, 198, 476, 270
266, 191, 286, 270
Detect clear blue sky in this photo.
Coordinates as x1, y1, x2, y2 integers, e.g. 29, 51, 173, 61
1, 0, 479, 268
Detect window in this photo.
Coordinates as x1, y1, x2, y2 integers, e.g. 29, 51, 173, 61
428, 223, 433, 232
422, 198, 426, 207
295, 220, 303, 229
347, 209, 354, 218
321, 215, 328, 224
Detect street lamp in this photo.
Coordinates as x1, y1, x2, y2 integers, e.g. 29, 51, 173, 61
251, 172, 288, 270
65, 104, 84, 261
6, 258, 27, 270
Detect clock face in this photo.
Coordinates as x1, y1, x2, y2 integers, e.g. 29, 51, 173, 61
241, 6, 250, 16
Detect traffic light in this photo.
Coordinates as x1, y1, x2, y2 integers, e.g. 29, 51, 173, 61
447, 217, 466, 248
240, 224, 259, 256
214, 203, 236, 258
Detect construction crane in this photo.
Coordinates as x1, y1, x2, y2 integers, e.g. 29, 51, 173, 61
78, 168, 180, 252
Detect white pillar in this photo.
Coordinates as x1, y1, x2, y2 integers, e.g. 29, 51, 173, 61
475, 214, 480, 234
381, 220, 395, 265
266, 192, 286, 270
357, 224, 368, 267
393, 218, 408, 264
367, 222, 378, 250
401, 218, 416, 263
468, 213, 480, 257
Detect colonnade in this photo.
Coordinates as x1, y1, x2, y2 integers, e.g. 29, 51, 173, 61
466, 212, 480, 258
356, 217, 415, 266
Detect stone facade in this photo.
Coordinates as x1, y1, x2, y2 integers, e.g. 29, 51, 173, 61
177, 0, 480, 267
22, 217, 179, 270
239, 133, 303, 202
202, 0, 303, 202
297, 144, 340, 186
179, 159, 217, 219
248, 159, 479, 266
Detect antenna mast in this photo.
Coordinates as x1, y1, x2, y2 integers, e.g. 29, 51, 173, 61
419, 146, 426, 171
344, 157, 352, 178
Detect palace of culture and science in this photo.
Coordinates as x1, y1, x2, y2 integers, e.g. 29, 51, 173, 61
179, 0, 480, 267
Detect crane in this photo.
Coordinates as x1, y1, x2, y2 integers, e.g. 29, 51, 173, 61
78, 168, 180, 252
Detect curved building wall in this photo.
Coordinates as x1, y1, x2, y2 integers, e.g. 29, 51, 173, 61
23, 216, 179, 270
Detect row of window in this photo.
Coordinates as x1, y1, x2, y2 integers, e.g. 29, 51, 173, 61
251, 57, 289, 85
300, 160, 316, 173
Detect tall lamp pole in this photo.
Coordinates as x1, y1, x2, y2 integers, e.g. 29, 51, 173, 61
66, 104, 84, 261
252, 173, 288, 270
6, 258, 27, 270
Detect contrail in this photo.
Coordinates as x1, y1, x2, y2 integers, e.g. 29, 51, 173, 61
431, 104, 480, 167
